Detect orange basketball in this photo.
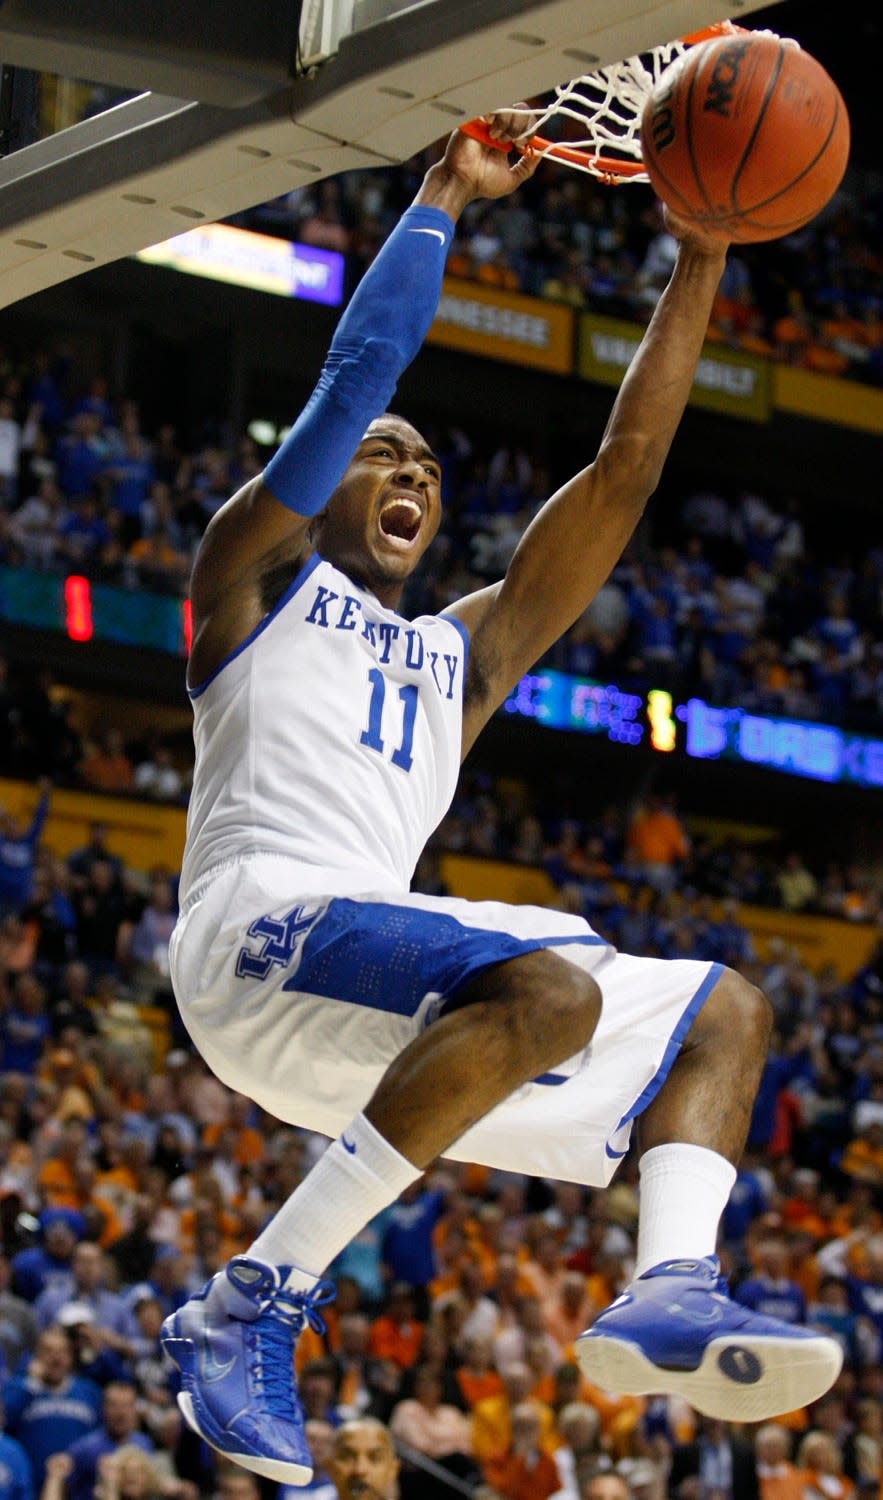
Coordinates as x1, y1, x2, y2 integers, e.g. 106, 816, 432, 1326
639, 33, 850, 243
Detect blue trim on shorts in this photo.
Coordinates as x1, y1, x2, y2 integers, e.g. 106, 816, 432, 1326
604, 960, 724, 1159
188, 552, 321, 698
280, 897, 603, 1026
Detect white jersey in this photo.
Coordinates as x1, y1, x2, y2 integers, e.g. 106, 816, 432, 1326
180, 553, 468, 905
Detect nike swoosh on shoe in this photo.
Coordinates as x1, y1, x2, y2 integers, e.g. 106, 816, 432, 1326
200, 1331, 238, 1382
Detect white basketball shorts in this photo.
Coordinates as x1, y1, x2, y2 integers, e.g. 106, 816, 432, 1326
169, 854, 722, 1187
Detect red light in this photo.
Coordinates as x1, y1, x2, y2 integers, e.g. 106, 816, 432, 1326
182, 598, 193, 654
64, 575, 93, 642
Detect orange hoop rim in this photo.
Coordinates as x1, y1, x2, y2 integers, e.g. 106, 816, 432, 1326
460, 19, 752, 185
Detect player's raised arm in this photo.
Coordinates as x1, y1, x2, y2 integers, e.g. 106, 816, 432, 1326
446, 210, 729, 753
186, 118, 538, 684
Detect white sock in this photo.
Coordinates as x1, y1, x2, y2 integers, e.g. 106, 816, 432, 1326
634, 1143, 736, 1279
248, 1113, 421, 1278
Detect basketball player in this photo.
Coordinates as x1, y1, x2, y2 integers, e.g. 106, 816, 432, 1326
161, 113, 841, 1482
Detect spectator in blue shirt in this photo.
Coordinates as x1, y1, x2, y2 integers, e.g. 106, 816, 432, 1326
0, 784, 49, 917
2, 1326, 101, 1486
382, 1178, 450, 1296
0, 1404, 33, 1500
0, 976, 51, 1079
733, 1237, 807, 1325
0, 1257, 39, 1375
56, 495, 112, 573
11, 1213, 81, 1305
748, 1029, 815, 1149
814, 595, 860, 659
54, 413, 107, 498
721, 1154, 769, 1257
65, 1383, 154, 1500
103, 437, 155, 546
34, 1243, 134, 1345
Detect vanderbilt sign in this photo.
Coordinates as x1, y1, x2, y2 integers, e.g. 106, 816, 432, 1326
579, 311, 771, 421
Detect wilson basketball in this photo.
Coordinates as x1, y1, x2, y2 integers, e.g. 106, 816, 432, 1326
639, 33, 850, 243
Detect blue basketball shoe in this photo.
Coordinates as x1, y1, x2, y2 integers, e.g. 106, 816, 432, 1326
161, 1255, 335, 1483
575, 1257, 842, 1421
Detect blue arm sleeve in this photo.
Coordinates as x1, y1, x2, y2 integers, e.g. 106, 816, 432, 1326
263, 204, 454, 516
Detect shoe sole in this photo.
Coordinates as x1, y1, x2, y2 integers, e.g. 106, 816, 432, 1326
163, 1321, 312, 1485
575, 1331, 843, 1421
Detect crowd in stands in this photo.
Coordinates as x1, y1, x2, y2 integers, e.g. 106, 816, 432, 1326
245, 145, 883, 387
1, 353, 882, 734
0, 660, 184, 805
0, 787, 881, 1499
429, 776, 881, 928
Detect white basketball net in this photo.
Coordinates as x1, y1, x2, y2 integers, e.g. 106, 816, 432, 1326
501, 22, 785, 184
524, 39, 696, 182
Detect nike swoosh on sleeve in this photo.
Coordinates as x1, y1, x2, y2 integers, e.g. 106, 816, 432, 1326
407, 227, 447, 245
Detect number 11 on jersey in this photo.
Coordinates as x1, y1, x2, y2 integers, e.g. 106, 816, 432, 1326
360, 667, 418, 772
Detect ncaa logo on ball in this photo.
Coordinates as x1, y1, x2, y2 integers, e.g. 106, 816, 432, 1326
703, 39, 752, 117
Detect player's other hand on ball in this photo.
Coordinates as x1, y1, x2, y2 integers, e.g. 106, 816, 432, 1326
662, 203, 729, 258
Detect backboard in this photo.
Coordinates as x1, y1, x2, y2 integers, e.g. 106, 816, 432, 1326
0, 0, 782, 308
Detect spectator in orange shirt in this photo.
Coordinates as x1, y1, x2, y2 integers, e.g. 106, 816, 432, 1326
840, 1123, 883, 1188
456, 1335, 505, 1409
522, 1229, 568, 1309
472, 1362, 557, 1476
201, 1093, 265, 1165
756, 1424, 805, 1500
488, 1402, 560, 1500
782, 1169, 831, 1243
625, 794, 690, 895
126, 526, 190, 593
79, 729, 134, 795
37, 1118, 90, 1209
797, 1431, 855, 1500
369, 1282, 424, 1370
543, 1271, 596, 1352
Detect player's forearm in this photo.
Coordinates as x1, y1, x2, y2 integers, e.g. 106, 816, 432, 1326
595, 243, 727, 500
263, 203, 452, 516
414, 161, 477, 224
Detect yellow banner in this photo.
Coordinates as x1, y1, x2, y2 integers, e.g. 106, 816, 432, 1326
426, 278, 574, 373
0, 779, 186, 873
578, 310, 771, 422
774, 365, 883, 433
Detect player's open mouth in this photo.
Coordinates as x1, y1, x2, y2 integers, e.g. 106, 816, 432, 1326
378, 496, 422, 549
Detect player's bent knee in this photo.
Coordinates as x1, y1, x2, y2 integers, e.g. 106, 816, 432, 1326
702, 967, 773, 1056
452, 948, 601, 1058
527, 951, 602, 1048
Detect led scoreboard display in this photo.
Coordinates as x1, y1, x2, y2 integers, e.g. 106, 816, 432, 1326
503, 670, 883, 791
1, 567, 191, 656
3, 568, 882, 791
